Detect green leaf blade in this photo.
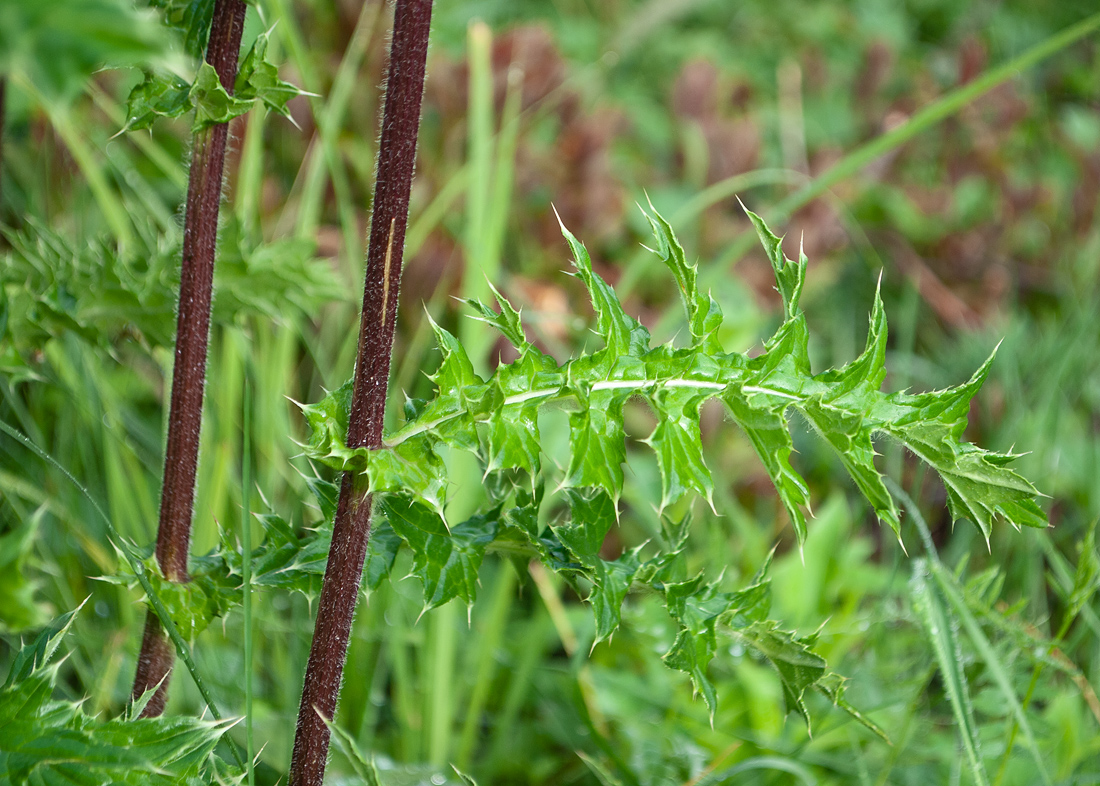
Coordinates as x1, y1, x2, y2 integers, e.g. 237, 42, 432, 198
640, 201, 722, 351
189, 61, 252, 133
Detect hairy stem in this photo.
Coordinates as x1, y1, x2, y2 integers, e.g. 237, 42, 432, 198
132, 0, 247, 718
289, 1, 433, 783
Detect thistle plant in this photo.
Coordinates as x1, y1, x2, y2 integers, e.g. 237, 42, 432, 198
0, 606, 235, 784
295, 202, 1044, 729
105, 197, 1045, 734
289, 1, 433, 783
128, 0, 306, 716
124, 0, 1042, 774
129, 0, 249, 718
4, 1, 1086, 782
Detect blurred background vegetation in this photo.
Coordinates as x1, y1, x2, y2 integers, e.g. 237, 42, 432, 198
2, 0, 1100, 783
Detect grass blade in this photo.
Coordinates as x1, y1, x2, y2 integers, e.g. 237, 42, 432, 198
931, 561, 1051, 785
455, 561, 516, 769
242, 378, 255, 786
711, 10, 1100, 271
889, 477, 1050, 782
909, 558, 987, 786
0, 419, 246, 770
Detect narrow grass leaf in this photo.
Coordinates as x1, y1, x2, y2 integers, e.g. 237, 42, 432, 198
931, 561, 1051, 784
910, 559, 988, 786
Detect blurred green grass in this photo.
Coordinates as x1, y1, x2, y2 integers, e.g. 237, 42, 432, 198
2, 0, 1100, 783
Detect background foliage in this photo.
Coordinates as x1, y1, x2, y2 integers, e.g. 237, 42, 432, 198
2, 0, 1100, 784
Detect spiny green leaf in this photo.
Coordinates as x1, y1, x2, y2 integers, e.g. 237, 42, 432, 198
364, 520, 402, 592
382, 496, 499, 610
243, 515, 330, 592
640, 200, 722, 352
106, 544, 231, 643
126, 683, 162, 722
124, 40, 307, 133
125, 69, 192, 131
3, 601, 82, 689
366, 208, 1040, 547
301, 379, 354, 464
464, 280, 528, 350
0, 662, 58, 727
234, 30, 306, 120
557, 488, 617, 566
738, 620, 827, 731
662, 627, 718, 714
294, 205, 1043, 729
417, 317, 488, 453
643, 376, 715, 511
485, 350, 559, 475
147, 0, 214, 59
799, 281, 900, 534
661, 572, 772, 716
589, 548, 643, 645
722, 390, 811, 544
659, 512, 692, 553
0, 607, 237, 784
563, 368, 631, 504
1, 714, 236, 784
189, 61, 252, 132
109, 498, 336, 628
875, 350, 1046, 543
557, 213, 650, 357
742, 205, 805, 321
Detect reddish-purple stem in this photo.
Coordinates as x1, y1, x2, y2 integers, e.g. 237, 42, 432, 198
289, 1, 433, 783
131, 0, 247, 718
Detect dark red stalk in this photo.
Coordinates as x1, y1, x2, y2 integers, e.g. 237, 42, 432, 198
289, 1, 433, 783
132, 0, 247, 718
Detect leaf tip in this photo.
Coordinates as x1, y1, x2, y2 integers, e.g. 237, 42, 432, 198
551, 203, 566, 233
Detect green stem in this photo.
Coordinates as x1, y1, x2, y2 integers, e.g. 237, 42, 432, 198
242, 379, 255, 786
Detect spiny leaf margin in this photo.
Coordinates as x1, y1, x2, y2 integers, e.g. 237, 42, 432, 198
305, 204, 1044, 549
0, 605, 240, 785
292, 204, 1043, 728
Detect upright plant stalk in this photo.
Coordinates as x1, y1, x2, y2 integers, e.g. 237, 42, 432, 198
131, 0, 248, 718
289, 1, 433, 783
